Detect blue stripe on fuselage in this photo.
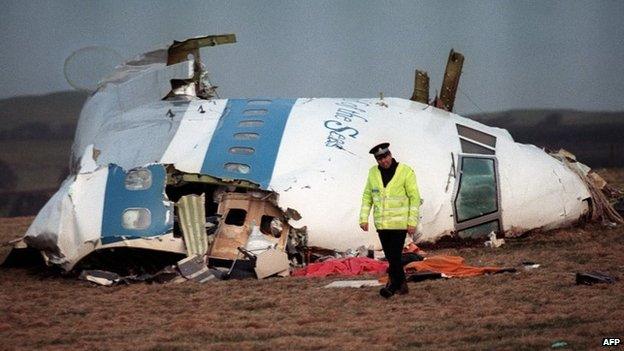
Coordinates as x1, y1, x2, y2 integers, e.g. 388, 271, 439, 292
200, 99, 296, 188
101, 164, 172, 244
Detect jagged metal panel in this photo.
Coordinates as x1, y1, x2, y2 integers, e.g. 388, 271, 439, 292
439, 50, 464, 112
410, 70, 429, 104
177, 194, 208, 256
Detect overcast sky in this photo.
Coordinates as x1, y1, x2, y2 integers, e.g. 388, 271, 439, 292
1, 0, 623, 114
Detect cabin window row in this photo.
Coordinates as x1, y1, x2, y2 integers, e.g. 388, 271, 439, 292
222, 100, 273, 174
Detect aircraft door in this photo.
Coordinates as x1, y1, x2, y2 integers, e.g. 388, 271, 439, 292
452, 155, 502, 238
453, 124, 502, 238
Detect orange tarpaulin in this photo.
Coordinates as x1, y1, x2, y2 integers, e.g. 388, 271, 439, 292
404, 255, 507, 277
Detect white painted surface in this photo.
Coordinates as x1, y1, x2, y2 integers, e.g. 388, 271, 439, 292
160, 100, 226, 173
25, 166, 108, 269
270, 98, 590, 250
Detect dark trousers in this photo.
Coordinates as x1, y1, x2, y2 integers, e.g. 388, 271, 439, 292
378, 229, 407, 290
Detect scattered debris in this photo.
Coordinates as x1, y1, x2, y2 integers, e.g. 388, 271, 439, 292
551, 149, 624, 225
324, 280, 383, 288
551, 340, 568, 349
305, 245, 381, 263
209, 192, 294, 261
588, 172, 607, 190
141, 265, 185, 284
575, 271, 617, 285
253, 248, 290, 279
521, 261, 541, 270
78, 264, 194, 286
484, 231, 505, 248
79, 270, 122, 286
177, 255, 218, 283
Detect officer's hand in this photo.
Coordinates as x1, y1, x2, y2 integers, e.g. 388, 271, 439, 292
407, 226, 416, 235
360, 223, 368, 231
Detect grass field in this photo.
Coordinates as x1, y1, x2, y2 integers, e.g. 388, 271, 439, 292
1, 171, 622, 350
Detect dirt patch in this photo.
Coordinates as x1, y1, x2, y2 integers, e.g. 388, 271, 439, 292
2, 216, 623, 350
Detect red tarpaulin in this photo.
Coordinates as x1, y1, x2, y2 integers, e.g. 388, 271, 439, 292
292, 257, 388, 278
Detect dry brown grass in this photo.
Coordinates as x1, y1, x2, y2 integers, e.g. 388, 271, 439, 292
1, 215, 624, 351
1, 169, 622, 350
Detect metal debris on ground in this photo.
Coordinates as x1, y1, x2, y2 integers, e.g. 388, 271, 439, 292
551, 149, 624, 225
550, 340, 568, 349
78, 264, 192, 286
177, 255, 218, 283
323, 280, 383, 288
254, 248, 290, 279
521, 261, 540, 270
575, 271, 617, 285
484, 231, 505, 248
79, 270, 122, 286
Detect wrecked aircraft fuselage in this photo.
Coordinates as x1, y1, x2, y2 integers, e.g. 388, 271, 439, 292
23, 35, 598, 271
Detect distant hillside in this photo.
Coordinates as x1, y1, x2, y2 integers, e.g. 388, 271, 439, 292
0, 91, 622, 216
0, 91, 88, 216
0, 91, 88, 140
467, 109, 624, 168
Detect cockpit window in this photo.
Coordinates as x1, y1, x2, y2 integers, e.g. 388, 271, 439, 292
460, 139, 495, 155
454, 157, 498, 223
456, 124, 496, 147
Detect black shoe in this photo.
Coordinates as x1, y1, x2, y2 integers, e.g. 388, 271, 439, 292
379, 287, 395, 299
397, 281, 409, 295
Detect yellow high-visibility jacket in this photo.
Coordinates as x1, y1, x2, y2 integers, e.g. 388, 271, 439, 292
359, 163, 421, 230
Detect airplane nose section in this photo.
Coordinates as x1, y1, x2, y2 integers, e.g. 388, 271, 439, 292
496, 143, 591, 231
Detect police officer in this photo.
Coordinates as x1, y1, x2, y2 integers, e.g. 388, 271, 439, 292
359, 142, 421, 298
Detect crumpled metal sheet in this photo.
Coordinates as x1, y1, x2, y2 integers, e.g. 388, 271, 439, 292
98, 47, 169, 86
177, 194, 208, 257
24, 166, 108, 268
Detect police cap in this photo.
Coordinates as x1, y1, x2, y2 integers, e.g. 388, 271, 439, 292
369, 142, 390, 159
